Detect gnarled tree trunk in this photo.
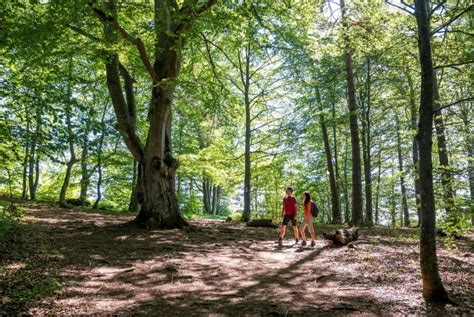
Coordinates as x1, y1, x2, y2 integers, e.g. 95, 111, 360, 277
92, 0, 216, 228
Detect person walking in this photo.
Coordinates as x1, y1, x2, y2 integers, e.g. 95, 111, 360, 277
300, 191, 316, 247
278, 187, 299, 245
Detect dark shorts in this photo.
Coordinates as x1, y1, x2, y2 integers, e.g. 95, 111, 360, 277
282, 214, 297, 226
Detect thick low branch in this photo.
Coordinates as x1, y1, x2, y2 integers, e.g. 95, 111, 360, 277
106, 54, 144, 161
88, 1, 160, 84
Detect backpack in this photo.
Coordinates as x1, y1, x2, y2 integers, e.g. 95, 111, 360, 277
311, 201, 319, 217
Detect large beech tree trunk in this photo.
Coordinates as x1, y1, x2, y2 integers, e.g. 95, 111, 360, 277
93, 0, 215, 228
340, 0, 363, 226
414, 0, 449, 302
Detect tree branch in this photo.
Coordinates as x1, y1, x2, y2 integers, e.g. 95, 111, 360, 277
434, 60, 474, 70
88, 1, 160, 84
433, 97, 474, 113
430, 5, 473, 35
385, 0, 415, 16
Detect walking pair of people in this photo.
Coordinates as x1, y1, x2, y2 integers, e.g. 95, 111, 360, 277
278, 187, 316, 247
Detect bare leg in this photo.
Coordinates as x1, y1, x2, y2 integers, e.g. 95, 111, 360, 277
299, 221, 307, 241
279, 225, 287, 239
292, 225, 299, 239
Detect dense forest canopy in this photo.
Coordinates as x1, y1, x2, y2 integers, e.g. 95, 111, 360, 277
0, 0, 473, 309
1, 0, 471, 228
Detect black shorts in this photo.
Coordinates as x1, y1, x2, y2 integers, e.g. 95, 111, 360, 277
282, 215, 297, 226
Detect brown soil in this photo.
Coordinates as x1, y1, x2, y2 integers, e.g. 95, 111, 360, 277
1, 202, 473, 316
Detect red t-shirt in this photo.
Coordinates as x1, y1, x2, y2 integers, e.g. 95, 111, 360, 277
283, 196, 297, 216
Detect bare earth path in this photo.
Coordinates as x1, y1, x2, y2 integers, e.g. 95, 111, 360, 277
2, 203, 473, 316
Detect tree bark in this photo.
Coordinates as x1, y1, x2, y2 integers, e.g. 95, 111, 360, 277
374, 149, 382, 225
129, 160, 141, 212
340, 0, 363, 226
396, 115, 410, 227
242, 43, 252, 222
414, 0, 450, 302
93, 105, 107, 210
79, 119, 91, 205
343, 136, 350, 223
59, 101, 76, 208
93, 0, 218, 228
317, 89, 341, 224
361, 57, 373, 226
211, 184, 218, 215
21, 118, 30, 200
459, 102, 473, 225
406, 69, 422, 227
433, 72, 456, 220
28, 103, 42, 201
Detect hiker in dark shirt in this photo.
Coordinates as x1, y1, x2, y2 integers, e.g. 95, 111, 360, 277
278, 187, 299, 245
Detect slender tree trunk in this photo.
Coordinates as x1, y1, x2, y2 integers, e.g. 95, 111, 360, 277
21, 119, 30, 200
59, 100, 76, 208
129, 160, 141, 212
374, 149, 382, 225
460, 103, 474, 225
361, 57, 373, 226
390, 174, 396, 227
406, 70, 422, 227
340, 0, 363, 226
317, 90, 341, 223
79, 121, 91, 205
93, 105, 107, 210
211, 184, 218, 215
396, 115, 410, 226
433, 72, 456, 219
414, 0, 450, 302
202, 177, 211, 213
28, 104, 42, 201
242, 44, 252, 222
343, 136, 350, 223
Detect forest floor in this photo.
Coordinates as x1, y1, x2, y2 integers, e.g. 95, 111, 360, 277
1, 200, 473, 316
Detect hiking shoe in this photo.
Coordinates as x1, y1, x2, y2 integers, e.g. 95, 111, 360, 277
311, 240, 316, 247
278, 238, 283, 245
302, 240, 307, 246
295, 238, 299, 244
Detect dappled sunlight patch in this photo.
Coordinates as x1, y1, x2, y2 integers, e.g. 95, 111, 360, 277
4, 204, 471, 315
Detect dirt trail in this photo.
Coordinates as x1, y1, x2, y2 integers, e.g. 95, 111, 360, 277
5, 204, 474, 315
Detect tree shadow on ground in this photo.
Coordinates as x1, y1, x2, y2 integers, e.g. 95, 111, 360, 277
3, 204, 472, 316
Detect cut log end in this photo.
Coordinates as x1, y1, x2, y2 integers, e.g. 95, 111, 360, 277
323, 227, 359, 245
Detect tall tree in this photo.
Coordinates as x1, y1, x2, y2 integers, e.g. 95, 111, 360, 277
340, 0, 363, 226
317, 87, 341, 224
395, 115, 410, 227
89, 0, 217, 228
414, 0, 450, 302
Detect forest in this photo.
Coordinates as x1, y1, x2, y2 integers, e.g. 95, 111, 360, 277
0, 0, 473, 315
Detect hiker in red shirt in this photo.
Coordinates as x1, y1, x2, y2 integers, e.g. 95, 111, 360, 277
278, 187, 299, 245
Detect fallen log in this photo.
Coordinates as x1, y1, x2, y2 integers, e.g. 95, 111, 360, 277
246, 218, 277, 228
323, 227, 359, 245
